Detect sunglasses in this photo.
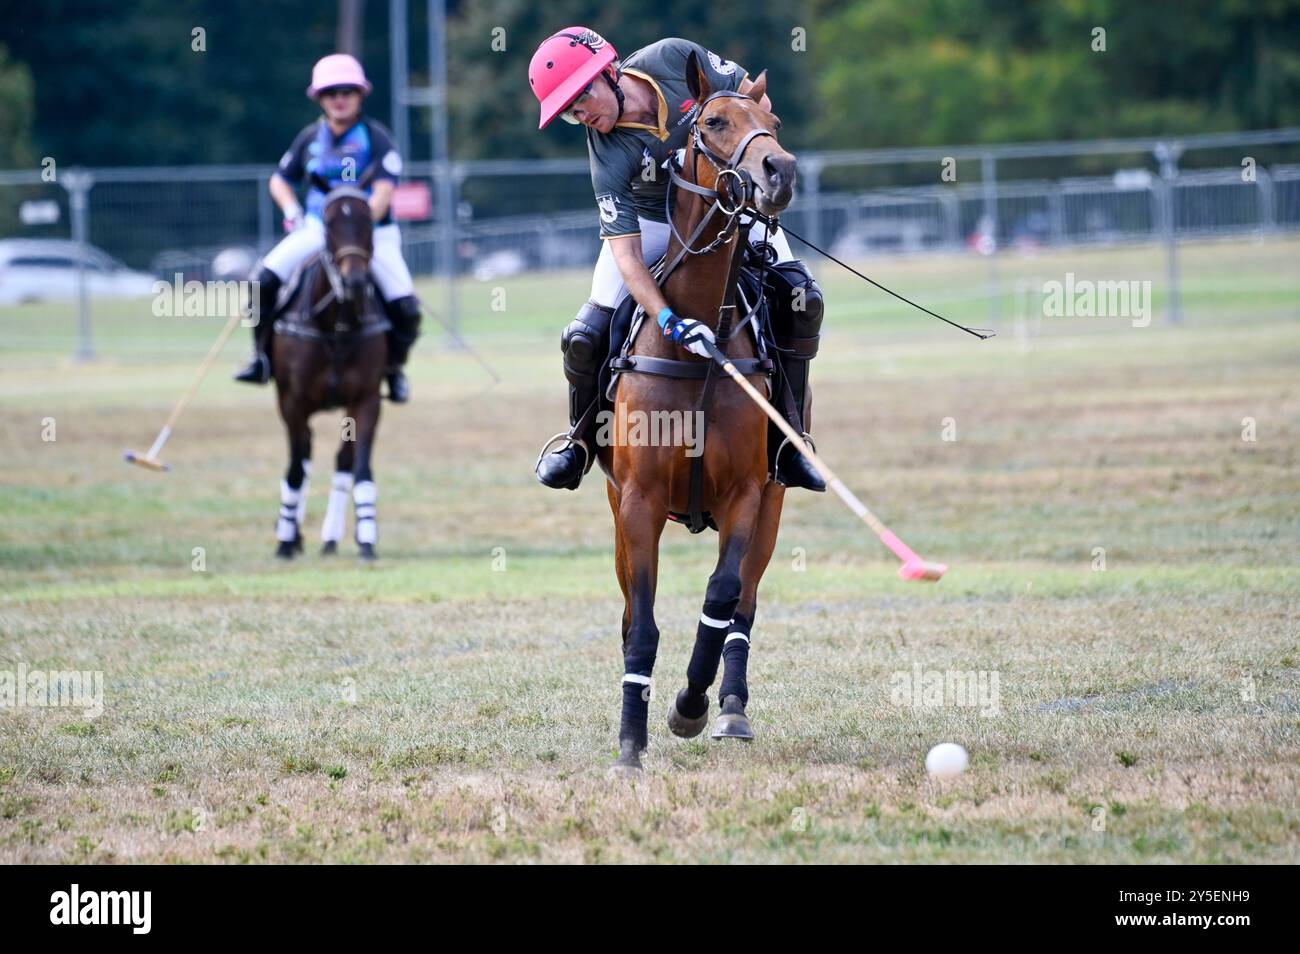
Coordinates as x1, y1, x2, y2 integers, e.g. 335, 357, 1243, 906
559, 82, 596, 125
321, 87, 361, 99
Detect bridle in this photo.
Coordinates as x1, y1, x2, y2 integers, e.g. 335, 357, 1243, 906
664, 89, 775, 270
315, 186, 373, 318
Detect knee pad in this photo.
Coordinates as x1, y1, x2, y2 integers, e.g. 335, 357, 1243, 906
249, 267, 282, 329
766, 260, 823, 339
387, 295, 422, 342
560, 300, 614, 378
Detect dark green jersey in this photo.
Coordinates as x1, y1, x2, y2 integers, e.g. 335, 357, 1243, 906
587, 37, 748, 239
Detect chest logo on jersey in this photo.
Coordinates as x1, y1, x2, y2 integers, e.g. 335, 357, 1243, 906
679, 98, 695, 113
596, 193, 620, 225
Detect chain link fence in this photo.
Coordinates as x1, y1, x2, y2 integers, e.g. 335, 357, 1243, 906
2, 128, 1298, 351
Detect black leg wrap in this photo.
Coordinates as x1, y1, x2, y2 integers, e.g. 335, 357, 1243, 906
620, 679, 650, 750
687, 600, 735, 697
718, 614, 752, 707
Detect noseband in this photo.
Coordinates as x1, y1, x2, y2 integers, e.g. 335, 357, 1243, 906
666, 90, 775, 261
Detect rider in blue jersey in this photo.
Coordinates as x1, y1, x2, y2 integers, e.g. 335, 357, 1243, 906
234, 54, 421, 403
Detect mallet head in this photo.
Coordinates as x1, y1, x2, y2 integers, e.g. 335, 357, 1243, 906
123, 450, 171, 472
899, 559, 946, 583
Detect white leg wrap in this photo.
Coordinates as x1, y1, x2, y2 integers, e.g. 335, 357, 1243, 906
277, 479, 301, 543
353, 480, 377, 546
321, 471, 353, 543
295, 461, 312, 527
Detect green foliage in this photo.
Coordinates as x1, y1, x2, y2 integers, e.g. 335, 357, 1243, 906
809, 0, 1300, 147
0, 1, 1296, 168
0, 44, 35, 168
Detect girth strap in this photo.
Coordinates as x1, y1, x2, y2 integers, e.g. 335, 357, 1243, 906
610, 355, 772, 379
273, 316, 390, 342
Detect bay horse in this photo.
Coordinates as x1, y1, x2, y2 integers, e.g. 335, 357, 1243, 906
599, 57, 801, 773
270, 174, 389, 561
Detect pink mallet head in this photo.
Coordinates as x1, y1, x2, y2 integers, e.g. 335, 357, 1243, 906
899, 559, 947, 582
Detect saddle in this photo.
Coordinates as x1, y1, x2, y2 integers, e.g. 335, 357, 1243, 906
271, 256, 390, 342
599, 245, 778, 533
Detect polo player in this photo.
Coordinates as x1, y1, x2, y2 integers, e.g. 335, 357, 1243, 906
527, 28, 825, 492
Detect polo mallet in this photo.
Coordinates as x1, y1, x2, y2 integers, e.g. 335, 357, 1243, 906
419, 301, 500, 385
123, 310, 245, 473
701, 339, 947, 582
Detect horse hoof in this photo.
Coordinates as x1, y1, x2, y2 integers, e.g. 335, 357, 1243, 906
357, 543, 377, 562
275, 539, 301, 560
607, 739, 644, 779
711, 694, 754, 741
667, 689, 709, 738
321, 540, 337, 556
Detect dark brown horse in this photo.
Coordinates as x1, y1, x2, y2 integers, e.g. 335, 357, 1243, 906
271, 178, 389, 561
598, 59, 802, 773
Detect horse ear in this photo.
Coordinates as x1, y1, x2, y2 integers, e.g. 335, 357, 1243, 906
685, 50, 712, 103
309, 172, 331, 194
746, 69, 768, 105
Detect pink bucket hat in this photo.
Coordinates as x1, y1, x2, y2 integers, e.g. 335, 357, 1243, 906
307, 54, 372, 98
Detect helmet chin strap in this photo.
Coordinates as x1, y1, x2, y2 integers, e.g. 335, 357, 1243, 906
602, 69, 625, 122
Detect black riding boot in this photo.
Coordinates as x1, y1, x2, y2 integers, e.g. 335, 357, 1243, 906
233, 267, 282, 384
535, 301, 614, 490
382, 295, 422, 403
765, 260, 826, 492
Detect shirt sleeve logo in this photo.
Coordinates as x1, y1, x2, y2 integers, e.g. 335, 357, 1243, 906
597, 193, 620, 225
706, 51, 737, 75
382, 149, 403, 175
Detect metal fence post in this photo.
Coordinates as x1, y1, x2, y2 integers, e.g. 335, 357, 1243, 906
63, 168, 95, 362
257, 175, 273, 253
1256, 167, 1275, 236
1155, 141, 1183, 325
982, 152, 1000, 327
803, 157, 823, 251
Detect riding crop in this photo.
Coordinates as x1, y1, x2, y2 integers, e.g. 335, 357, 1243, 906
700, 338, 947, 582
123, 310, 245, 472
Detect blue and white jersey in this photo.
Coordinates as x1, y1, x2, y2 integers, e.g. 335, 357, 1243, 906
277, 117, 403, 225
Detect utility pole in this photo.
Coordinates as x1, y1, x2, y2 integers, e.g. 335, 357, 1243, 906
389, 0, 458, 335
337, 0, 365, 55
1155, 141, 1183, 326
428, 0, 458, 335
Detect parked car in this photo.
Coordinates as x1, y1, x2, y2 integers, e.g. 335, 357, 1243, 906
0, 239, 157, 305
830, 218, 944, 258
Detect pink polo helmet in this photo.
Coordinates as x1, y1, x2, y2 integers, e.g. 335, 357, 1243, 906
307, 54, 372, 98
529, 28, 618, 128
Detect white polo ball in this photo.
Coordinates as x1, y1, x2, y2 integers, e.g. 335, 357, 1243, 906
925, 742, 969, 778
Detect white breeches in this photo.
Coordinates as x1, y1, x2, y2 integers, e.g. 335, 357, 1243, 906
261, 218, 415, 300
589, 215, 796, 310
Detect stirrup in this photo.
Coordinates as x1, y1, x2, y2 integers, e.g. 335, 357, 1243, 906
774, 431, 819, 482
534, 431, 591, 475
775, 431, 817, 463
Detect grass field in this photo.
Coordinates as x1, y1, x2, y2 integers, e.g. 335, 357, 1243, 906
1, 236, 1298, 863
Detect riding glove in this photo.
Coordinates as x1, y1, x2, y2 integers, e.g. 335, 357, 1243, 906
658, 307, 716, 359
